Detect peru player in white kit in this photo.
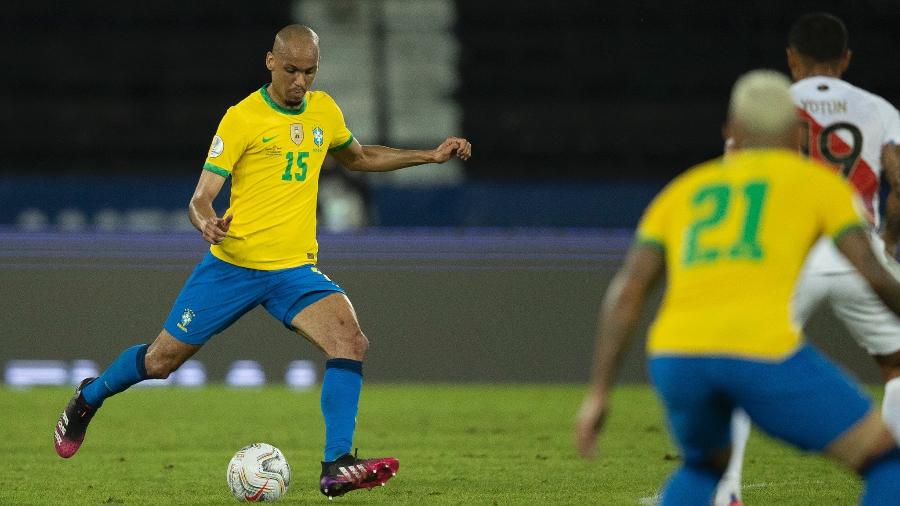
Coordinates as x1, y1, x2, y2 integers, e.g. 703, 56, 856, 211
715, 13, 900, 506
791, 76, 900, 366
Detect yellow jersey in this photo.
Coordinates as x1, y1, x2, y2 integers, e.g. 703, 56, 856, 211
202, 86, 354, 270
637, 149, 866, 360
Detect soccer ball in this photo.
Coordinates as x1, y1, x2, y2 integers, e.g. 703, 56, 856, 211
226, 443, 291, 502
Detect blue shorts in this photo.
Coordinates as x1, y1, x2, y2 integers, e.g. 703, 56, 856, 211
649, 344, 871, 465
163, 252, 344, 345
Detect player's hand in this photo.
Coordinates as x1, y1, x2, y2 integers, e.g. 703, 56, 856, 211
574, 392, 608, 459
202, 214, 233, 245
431, 136, 472, 163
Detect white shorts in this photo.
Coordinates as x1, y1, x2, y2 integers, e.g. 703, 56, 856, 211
792, 267, 900, 356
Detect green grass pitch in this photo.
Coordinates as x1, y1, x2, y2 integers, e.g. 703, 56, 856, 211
2, 384, 869, 504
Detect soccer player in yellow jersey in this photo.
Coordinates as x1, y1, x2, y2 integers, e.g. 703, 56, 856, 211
52, 24, 472, 498
575, 70, 900, 504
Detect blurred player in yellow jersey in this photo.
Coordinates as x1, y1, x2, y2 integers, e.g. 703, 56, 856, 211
575, 70, 900, 505
53, 24, 472, 499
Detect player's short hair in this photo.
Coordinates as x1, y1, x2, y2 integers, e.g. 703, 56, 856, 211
729, 70, 796, 137
788, 12, 848, 62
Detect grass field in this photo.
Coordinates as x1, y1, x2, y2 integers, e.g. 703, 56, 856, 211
1, 384, 871, 505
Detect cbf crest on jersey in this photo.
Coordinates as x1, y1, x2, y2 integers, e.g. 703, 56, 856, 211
312, 126, 324, 147
176, 308, 195, 332
290, 124, 303, 145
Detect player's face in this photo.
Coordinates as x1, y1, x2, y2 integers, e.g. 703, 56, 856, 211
266, 42, 319, 107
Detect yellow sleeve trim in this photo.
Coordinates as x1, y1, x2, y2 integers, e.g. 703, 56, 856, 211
203, 162, 231, 178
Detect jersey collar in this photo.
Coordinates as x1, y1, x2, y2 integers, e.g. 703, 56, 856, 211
259, 85, 308, 115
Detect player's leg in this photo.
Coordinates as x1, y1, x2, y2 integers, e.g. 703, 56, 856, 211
723, 344, 900, 503
265, 266, 365, 460
264, 265, 397, 497
292, 293, 368, 459
649, 356, 733, 506
80, 330, 201, 408
290, 294, 398, 496
712, 268, 829, 504
262, 265, 369, 462
54, 330, 201, 459
859, 446, 900, 505
54, 252, 264, 458
81, 252, 260, 407
875, 351, 900, 442
827, 270, 900, 440
713, 408, 750, 506
826, 410, 900, 504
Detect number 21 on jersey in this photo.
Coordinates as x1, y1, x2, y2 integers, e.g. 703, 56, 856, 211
683, 181, 769, 266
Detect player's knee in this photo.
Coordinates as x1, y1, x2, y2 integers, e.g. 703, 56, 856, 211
334, 328, 368, 360
853, 435, 900, 475
348, 329, 369, 359
318, 326, 368, 360
827, 410, 896, 472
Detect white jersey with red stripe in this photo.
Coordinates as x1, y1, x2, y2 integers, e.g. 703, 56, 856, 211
792, 76, 900, 273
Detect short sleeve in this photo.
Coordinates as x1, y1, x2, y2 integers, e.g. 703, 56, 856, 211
327, 101, 354, 153
203, 107, 250, 177
815, 171, 868, 242
635, 188, 673, 253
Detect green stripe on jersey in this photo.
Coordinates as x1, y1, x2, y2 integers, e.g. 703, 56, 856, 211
831, 222, 867, 245
203, 162, 231, 178
635, 236, 665, 253
328, 135, 355, 153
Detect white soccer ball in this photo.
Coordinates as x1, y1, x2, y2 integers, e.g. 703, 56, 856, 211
226, 443, 291, 502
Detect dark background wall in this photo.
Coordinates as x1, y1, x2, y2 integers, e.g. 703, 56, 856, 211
457, 0, 900, 180
0, 231, 878, 384
0, 0, 289, 172
2, 0, 897, 180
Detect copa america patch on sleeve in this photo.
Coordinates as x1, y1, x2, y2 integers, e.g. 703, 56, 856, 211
209, 135, 224, 158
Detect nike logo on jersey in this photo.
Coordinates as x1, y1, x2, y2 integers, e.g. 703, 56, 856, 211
262, 135, 278, 143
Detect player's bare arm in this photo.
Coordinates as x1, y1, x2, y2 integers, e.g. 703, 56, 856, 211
880, 145, 900, 258
575, 245, 664, 458
837, 227, 900, 316
188, 170, 232, 245
329, 136, 472, 173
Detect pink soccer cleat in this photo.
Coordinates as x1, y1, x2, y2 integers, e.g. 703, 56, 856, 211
319, 450, 399, 499
53, 378, 97, 458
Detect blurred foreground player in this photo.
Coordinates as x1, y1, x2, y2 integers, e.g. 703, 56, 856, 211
716, 13, 900, 506
52, 24, 472, 499
575, 70, 900, 505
